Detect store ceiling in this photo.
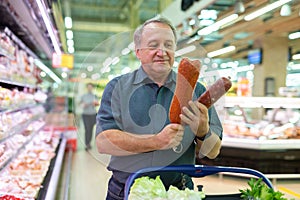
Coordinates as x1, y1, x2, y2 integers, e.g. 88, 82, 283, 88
57, 0, 300, 79
1, 0, 300, 82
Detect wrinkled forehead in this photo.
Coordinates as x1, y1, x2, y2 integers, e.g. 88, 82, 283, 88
142, 23, 176, 42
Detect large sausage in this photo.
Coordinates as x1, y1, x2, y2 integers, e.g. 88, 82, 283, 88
169, 58, 201, 124
198, 77, 232, 108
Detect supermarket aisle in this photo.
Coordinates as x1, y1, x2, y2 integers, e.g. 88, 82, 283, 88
67, 143, 111, 200
56, 118, 111, 200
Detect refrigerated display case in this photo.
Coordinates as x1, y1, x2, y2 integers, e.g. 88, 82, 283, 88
198, 96, 300, 174
0, 25, 67, 199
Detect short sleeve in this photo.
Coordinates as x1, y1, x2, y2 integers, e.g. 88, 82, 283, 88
96, 78, 121, 136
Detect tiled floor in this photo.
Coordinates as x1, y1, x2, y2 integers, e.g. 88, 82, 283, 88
56, 125, 300, 200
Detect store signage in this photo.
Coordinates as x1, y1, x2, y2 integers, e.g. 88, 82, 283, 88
52, 53, 74, 69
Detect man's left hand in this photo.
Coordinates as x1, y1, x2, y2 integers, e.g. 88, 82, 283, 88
180, 101, 209, 137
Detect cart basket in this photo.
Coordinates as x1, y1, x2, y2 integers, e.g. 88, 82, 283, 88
124, 164, 273, 200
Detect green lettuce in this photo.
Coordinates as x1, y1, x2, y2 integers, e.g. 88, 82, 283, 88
167, 185, 205, 200
129, 176, 205, 200
128, 176, 167, 200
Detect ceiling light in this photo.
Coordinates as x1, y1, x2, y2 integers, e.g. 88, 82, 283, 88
234, 0, 245, 14
207, 46, 236, 57
61, 72, 68, 78
189, 18, 196, 26
67, 39, 74, 47
121, 48, 131, 55
111, 57, 120, 65
36, 0, 61, 54
198, 14, 238, 35
175, 45, 196, 57
292, 53, 300, 60
289, 32, 300, 40
64, 17, 73, 29
91, 73, 100, 80
103, 57, 113, 67
35, 59, 62, 84
87, 65, 94, 72
66, 30, 73, 40
68, 46, 74, 53
244, 0, 292, 21
280, 4, 292, 16
128, 42, 135, 50
40, 71, 46, 77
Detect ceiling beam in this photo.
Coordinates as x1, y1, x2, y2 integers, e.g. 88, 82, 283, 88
73, 21, 131, 32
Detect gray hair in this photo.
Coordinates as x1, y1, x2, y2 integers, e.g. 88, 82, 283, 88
133, 15, 177, 48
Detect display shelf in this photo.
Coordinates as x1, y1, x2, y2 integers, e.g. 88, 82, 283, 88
0, 104, 38, 115
0, 123, 45, 174
36, 136, 67, 200
0, 106, 45, 143
0, 79, 36, 90
224, 96, 300, 108
222, 136, 300, 150
0, 47, 15, 60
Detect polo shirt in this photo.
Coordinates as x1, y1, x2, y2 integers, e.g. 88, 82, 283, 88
96, 66, 223, 184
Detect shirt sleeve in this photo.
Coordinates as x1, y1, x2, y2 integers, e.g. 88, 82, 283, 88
96, 78, 121, 136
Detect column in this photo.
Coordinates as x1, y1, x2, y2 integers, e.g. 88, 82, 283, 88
252, 36, 289, 97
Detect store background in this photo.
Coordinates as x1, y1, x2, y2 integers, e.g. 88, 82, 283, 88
0, 0, 300, 199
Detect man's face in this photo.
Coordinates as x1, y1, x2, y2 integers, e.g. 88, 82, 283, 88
135, 22, 176, 75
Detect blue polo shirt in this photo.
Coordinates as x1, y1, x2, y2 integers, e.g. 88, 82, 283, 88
96, 66, 222, 184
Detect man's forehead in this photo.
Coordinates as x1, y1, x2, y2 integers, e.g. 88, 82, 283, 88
142, 23, 175, 37
144, 22, 174, 32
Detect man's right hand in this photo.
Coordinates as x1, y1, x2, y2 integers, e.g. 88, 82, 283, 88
155, 124, 184, 150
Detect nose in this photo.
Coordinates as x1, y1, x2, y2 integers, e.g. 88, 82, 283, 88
156, 48, 167, 55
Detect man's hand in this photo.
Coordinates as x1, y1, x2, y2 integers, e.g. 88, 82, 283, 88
180, 101, 209, 138
155, 124, 184, 150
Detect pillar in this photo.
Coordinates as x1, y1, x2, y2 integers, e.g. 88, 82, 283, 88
252, 36, 289, 97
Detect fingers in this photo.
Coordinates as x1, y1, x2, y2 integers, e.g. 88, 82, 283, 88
169, 123, 184, 131
159, 124, 184, 150
181, 101, 208, 121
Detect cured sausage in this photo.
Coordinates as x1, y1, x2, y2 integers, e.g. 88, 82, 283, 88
169, 58, 201, 123
197, 77, 232, 108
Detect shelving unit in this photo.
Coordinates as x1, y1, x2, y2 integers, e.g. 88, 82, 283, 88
0, 26, 66, 199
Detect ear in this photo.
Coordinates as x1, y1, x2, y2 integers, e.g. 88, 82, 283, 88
135, 48, 141, 59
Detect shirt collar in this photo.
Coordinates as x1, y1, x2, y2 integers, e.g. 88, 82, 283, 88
133, 66, 176, 85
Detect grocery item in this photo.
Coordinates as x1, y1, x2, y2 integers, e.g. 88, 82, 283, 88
169, 58, 201, 124
197, 77, 232, 109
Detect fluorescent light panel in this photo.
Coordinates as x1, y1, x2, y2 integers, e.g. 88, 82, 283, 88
66, 30, 73, 40
175, 45, 196, 57
64, 17, 73, 29
292, 54, 300, 60
36, 0, 61, 54
34, 59, 62, 84
289, 32, 300, 40
207, 46, 236, 57
244, 0, 292, 21
198, 14, 238, 35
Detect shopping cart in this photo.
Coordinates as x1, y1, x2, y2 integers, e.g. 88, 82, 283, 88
124, 165, 273, 200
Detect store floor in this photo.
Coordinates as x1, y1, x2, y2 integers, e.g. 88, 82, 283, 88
56, 122, 300, 200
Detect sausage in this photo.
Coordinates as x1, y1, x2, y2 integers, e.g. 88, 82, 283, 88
169, 58, 201, 124
197, 77, 232, 108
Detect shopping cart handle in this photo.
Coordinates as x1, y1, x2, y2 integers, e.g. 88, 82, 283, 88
124, 165, 273, 199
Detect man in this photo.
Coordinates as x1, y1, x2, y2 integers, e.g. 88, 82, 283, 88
80, 83, 98, 150
96, 16, 223, 200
